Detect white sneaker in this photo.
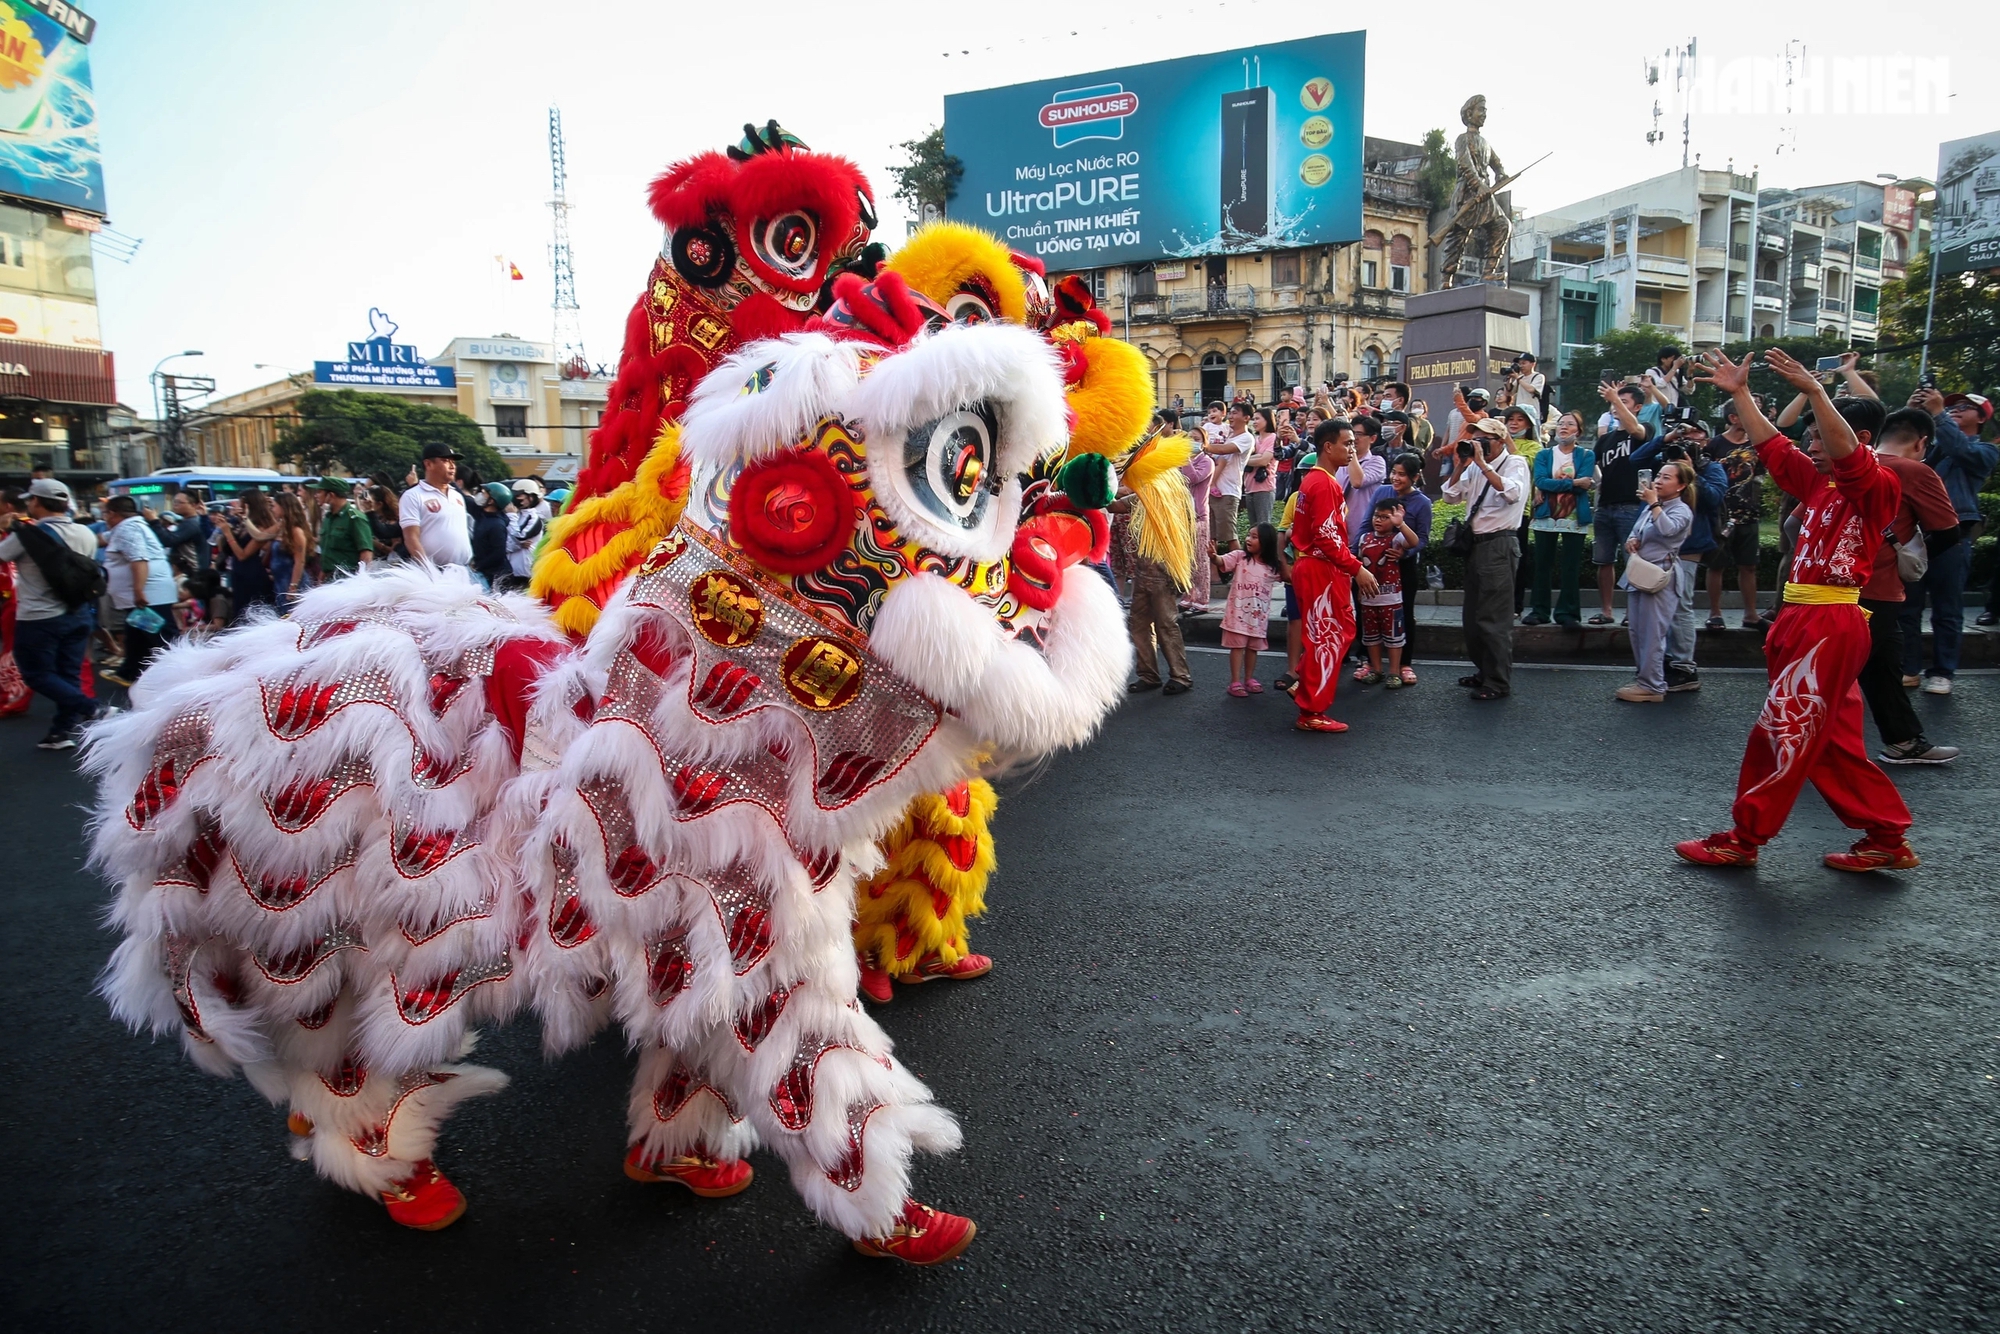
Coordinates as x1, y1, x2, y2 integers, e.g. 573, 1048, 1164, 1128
1922, 675, 1953, 696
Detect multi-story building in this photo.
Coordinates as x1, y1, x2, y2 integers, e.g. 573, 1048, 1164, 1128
0, 202, 122, 488
1047, 137, 1432, 409
1508, 165, 1761, 390
1753, 180, 1928, 346
184, 332, 608, 479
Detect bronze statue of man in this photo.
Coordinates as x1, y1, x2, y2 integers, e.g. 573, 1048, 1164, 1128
1438, 94, 1510, 286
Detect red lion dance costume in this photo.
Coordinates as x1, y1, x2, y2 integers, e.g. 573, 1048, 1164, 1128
86, 124, 1175, 1265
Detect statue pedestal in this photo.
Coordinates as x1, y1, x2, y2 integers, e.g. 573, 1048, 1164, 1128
1400, 284, 1532, 425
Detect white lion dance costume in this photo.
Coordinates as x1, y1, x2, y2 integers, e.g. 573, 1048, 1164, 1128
85, 136, 1156, 1259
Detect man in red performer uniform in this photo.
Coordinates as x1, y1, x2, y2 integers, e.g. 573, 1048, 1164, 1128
1290, 418, 1379, 734
1677, 346, 1918, 872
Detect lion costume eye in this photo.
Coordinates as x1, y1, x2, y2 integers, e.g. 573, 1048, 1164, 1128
944, 291, 995, 325
905, 403, 998, 529
754, 211, 819, 277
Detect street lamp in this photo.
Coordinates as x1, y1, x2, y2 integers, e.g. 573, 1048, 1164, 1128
151, 350, 204, 467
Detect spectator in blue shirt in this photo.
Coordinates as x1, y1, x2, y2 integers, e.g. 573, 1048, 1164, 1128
1901, 388, 1997, 692
156, 490, 212, 575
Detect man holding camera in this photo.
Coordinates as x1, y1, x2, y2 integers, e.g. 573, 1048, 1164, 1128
0, 478, 103, 749
1589, 382, 1657, 625
1442, 417, 1529, 701
1897, 388, 1996, 694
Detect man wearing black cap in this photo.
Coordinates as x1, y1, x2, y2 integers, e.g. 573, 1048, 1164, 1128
399, 442, 472, 569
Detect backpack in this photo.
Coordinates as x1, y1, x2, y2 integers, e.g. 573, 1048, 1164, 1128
12, 520, 108, 611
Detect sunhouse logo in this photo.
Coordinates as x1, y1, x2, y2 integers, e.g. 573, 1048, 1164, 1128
1038, 83, 1139, 147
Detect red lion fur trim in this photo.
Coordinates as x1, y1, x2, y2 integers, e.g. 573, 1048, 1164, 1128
1051, 274, 1113, 334
810, 271, 942, 350
649, 149, 874, 299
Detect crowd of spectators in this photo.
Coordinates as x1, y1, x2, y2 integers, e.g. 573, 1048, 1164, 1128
0, 443, 565, 749
1134, 346, 1996, 755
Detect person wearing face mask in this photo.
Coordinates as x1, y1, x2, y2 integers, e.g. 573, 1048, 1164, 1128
1524, 411, 1595, 628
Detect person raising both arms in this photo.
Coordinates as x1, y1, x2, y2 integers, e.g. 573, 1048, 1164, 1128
1675, 347, 1917, 874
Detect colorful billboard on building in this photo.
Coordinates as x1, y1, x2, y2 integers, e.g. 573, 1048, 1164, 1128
0, 0, 104, 217
1935, 129, 2000, 277
944, 32, 1365, 269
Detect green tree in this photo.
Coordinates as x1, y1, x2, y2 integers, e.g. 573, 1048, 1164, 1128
1879, 249, 2000, 396
272, 390, 509, 486
1556, 326, 1853, 422
1418, 129, 1455, 212
888, 126, 963, 218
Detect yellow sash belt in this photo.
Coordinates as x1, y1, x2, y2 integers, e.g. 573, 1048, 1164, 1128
1782, 582, 1867, 618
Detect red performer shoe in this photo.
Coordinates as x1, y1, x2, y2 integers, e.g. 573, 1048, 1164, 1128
623, 1142, 755, 1198
852, 1198, 978, 1265
1674, 831, 1759, 868
1294, 713, 1348, 734
906, 951, 992, 984
379, 1159, 466, 1231
1822, 836, 1920, 873
858, 953, 894, 1004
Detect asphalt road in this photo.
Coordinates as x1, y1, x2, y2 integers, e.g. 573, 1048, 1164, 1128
3, 665, 1996, 1333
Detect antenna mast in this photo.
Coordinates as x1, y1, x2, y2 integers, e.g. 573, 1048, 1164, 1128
548, 106, 586, 378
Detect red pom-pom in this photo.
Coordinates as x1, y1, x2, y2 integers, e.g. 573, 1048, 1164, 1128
728, 448, 856, 574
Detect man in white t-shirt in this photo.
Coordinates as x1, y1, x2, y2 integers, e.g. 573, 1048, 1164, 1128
399, 442, 473, 568
1202, 404, 1254, 552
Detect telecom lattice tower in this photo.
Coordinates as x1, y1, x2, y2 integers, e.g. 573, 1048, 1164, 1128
548, 106, 587, 378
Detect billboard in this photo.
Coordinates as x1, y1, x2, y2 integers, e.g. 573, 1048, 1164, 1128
0, 0, 104, 216
314, 309, 456, 390
944, 32, 1365, 270
1934, 130, 2000, 277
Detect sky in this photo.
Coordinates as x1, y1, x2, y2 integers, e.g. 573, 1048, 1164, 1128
84, 0, 1996, 412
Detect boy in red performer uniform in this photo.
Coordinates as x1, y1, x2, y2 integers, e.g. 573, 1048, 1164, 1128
1677, 347, 1918, 872
1290, 418, 1379, 733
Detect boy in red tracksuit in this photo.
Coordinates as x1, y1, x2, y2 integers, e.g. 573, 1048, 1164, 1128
1289, 418, 1378, 733
1677, 347, 1918, 872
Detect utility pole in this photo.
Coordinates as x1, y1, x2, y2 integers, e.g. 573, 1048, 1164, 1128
149, 350, 209, 467
548, 107, 586, 379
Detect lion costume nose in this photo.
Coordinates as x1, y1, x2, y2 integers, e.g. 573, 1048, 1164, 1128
1006, 512, 1097, 611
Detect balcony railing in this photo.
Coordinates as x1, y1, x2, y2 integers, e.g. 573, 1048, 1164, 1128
1824, 236, 1853, 255
1822, 296, 1848, 314
1696, 245, 1727, 271
1793, 262, 1821, 289
1731, 242, 1750, 261
1758, 231, 1787, 253
1753, 280, 1786, 310
1726, 316, 1747, 334
1855, 251, 1881, 272
1362, 172, 1426, 206
1637, 253, 1692, 279
1156, 285, 1320, 321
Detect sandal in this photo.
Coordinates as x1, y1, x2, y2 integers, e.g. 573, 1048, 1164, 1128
1587, 614, 1614, 626
1358, 670, 1383, 685
1273, 672, 1299, 694
1245, 678, 1264, 694
1705, 616, 1726, 631
1227, 682, 1248, 697
1352, 663, 1373, 682
1457, 675, 1485, 689
1384, 675, 1404, 690
1399, 666, 1417, 685
1469, 687, 1508, 702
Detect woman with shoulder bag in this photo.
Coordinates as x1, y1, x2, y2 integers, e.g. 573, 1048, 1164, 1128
1525, 411, 1595, 627
1617, 460, 1695, 703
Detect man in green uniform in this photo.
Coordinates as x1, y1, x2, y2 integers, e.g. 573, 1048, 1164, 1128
315, 477, 375, 578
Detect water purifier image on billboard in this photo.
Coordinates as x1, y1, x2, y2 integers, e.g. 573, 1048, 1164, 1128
945, 32, 1364, 268
0, 0, 104, 216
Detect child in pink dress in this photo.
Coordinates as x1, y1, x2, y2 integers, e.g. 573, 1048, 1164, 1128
1211, 522, 1286, 696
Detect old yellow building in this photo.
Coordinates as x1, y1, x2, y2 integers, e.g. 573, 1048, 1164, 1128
184, 334, 607, 479
1054, 138, 1432, 409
